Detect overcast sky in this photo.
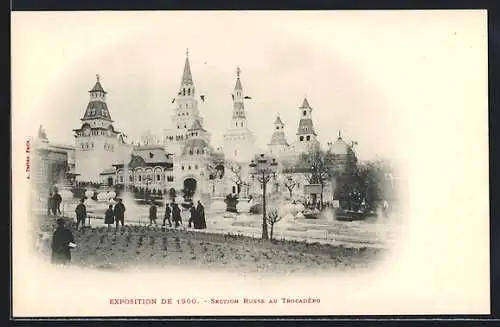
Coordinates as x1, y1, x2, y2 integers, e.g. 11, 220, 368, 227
12, 10, 487, 163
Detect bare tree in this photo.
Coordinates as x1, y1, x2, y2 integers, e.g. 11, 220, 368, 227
266, 208, 283, 241
298, 149, 331, 208
283, 175, 297, 199
226, 160, 247, 195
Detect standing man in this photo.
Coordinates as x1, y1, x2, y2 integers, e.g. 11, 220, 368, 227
51, 218, 75, 265
149, 201, 158, 226
171, 202, 182, 228
104, 204, 115, 230
75, 198, 87, 230
53, 190, 62, 216
114, 198, 126, 228
163, 201, 172, 227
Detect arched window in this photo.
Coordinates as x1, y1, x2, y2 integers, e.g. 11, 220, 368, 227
138, 175, 142, 182
303, 110, 307, 116
188, 165, 192, 170
306, 136, 311, 141
129, 175, 133, 182
196, 149, 200, 155
300, 136, 304, 141
156, 174, 161, 181
195, 165, 198, 170
189, 150, 193, 155
182, 166, 185, 170
183, 88, 186, 96
187, 88, 191, 96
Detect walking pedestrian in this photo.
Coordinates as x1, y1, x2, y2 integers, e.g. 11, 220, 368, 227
51, 218, 75, 265
163, 202, 172, 227
149, 201, 158, 226
188, 205, 197, 228
171, 202, 182, 228
75, 198, 87, 230
114, 198, 126, 228
104, 204, 115, 230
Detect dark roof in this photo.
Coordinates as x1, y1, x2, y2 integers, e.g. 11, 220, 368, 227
89, 80, 106, 94
296, 118, 317, 136
132, 147, 172, 164
234, 77, 242, 90
82, 101, 113, 121
274, 115, 284, 125
300, 97, 311, 109
189, 119, 206, 131
182, 139, 210, 155
181, 57, 193, 85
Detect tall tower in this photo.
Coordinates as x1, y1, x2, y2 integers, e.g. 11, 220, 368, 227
223, 66, 255, 163
293, 97, 320, 154
73, 75, 125, 183
164, 49, 203, 156
267, 113, 290, 159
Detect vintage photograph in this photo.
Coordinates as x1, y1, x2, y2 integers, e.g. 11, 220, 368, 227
12, 10, 489, 317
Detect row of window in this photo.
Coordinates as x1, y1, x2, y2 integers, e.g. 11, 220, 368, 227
181, 88, 194, 96
188, 148, 206, 155
181, 165, 199, 171
224, 135, 247, 141
80, 142, 116, 151
88, 109, 108, 117
117, 174, 174, 183
234, 122, 244, 127
77, 129, 110, 137
299, 135, 312, 141
177, 110, 191, 116
90, 92, 105, 99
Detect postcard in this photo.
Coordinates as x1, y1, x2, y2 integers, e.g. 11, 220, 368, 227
11, 10, 490, 317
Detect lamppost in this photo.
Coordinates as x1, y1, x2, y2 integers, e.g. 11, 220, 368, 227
249, 153, 278, 240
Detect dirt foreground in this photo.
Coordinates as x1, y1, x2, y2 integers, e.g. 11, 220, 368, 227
37, 216, 387, 275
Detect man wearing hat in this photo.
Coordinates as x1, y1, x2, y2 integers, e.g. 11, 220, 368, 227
51, 218, 75, 265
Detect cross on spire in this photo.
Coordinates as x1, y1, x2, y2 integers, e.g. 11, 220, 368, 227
96, 74, 100, 82
236, 66, 241, 78
186, 48, 189, 57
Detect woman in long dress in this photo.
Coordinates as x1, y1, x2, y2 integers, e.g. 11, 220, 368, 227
196, 200, 207, 229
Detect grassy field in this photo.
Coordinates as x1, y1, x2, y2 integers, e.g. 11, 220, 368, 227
36, 215, 386, 274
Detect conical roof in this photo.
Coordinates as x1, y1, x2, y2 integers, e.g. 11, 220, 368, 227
89, 75, 107, 94
300, 97, 311, 109
274, 115, 284, 125
181, 56, 193, 85
188, 118, 206, 131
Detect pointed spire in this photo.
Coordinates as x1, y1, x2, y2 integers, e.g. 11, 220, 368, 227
301, 97, 311, 109
338, 129, 342, 140
181, 49, 193, 85
234, 66, 242, 90
89, 74, 106, 93
274, 113, 284, 125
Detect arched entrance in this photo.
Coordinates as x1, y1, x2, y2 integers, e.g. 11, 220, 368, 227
183, 178, 197, 199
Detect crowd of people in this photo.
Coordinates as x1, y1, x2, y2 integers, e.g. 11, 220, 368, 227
49, 198, 208, 265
